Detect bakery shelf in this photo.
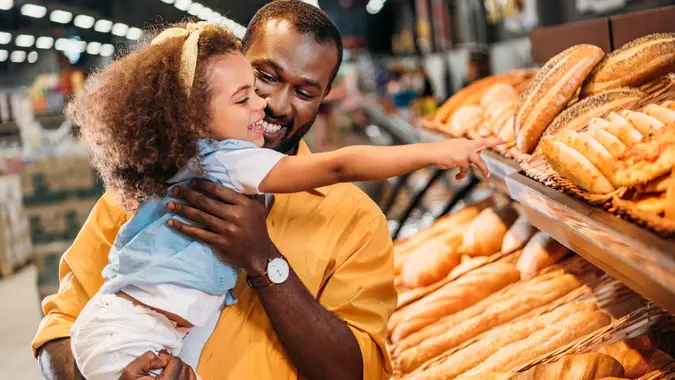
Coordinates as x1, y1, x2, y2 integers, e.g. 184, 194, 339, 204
506, 171, 675, 315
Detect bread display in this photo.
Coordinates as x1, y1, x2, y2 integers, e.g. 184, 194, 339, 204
515, 44, 605, 153
613, 124, 675, 187
401, 238, 463, 288
462, 206, 520, 257
501, 215, 538, 254
499, 352, 624, 380
581, 33, 675, 96
517, 232, 568, 280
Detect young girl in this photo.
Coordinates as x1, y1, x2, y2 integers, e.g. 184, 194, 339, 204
67, 22, 499, 379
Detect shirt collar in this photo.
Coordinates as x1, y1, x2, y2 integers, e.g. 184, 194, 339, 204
296, 140, 330, 196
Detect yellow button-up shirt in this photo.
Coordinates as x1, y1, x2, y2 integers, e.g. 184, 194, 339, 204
32, 142, 396, 380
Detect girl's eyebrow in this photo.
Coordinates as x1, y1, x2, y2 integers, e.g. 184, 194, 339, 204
230, 84, 252, 99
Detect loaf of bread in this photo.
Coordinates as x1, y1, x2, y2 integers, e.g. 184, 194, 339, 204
396, 274, 585, 373
643, 104, 675, 125
540, 136, 615, 194
502, 215, 538, 253
505, 352, 624, 380
517, 232, 568, 280
581, 33, 675, 96
401, 237, 463, 288
462, 206, 520, 257
666, 169, 675, 220
597, 336, 675, 378
613, 127, 675, 187
445, 105, 484, 136
542, 88, 643, 138
459, 310, 612, 377
409, 302, 599, 380
391, 263, 521, 343
515, 44, 605, 153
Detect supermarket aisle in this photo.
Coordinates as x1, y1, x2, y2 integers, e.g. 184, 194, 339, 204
0, 265, 43, 380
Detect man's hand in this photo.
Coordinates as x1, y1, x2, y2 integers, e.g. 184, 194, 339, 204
37, 338, 84, 380
167, 180, 275, 275
120, 351, 196, 380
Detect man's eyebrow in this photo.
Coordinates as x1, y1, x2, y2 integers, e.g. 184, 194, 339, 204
255, 58, 322, 90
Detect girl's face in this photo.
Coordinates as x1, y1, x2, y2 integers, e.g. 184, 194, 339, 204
208, 52, 267, 147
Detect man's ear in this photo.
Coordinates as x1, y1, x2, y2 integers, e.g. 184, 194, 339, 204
323, 83, 332, 99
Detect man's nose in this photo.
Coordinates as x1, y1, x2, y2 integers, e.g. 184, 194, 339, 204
265, 87, 292, 119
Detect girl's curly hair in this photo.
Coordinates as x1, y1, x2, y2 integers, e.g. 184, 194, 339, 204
67, 22, 241, 212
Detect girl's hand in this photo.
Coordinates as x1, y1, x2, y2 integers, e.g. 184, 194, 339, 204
435, 138, 505, 179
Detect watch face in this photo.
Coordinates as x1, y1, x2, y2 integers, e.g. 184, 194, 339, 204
267, 257, 290, 284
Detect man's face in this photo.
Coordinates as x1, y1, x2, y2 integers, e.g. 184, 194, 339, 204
245, 19, 338, 154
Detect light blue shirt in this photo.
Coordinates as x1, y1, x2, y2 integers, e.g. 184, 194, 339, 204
100, 139, 286, 300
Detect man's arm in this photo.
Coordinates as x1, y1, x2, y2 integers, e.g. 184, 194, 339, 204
259, 138, 499, 194
168, 181, 395, 380
33, 191, 129, 380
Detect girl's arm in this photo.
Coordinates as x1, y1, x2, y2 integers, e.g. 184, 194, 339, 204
258, 138, 501, 194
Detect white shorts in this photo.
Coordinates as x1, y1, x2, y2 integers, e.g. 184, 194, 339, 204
71, 293, 195, 380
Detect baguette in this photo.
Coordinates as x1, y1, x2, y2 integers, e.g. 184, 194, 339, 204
460, 310, 612, 377
501, 215, 538, 253
409, 302, 598, 380
581, 33, 675, 96
597, 337, 674, 378
396, 274, 584, 373
515, 44, 605, 153
462, 206, 520, 257
391, 263, 520, 343
517, 232, 568, 280
542, 88, 643, 138
504, 352, 624, 380
401, 237, 463, 288
540, 137, 615, 194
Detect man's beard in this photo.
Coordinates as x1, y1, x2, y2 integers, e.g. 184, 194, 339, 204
265, 114, 317, 155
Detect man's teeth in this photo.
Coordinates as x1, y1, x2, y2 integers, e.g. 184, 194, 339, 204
261, 120, 282, 133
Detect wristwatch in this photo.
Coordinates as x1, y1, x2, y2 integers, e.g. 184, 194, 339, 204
246, 256, 290, 288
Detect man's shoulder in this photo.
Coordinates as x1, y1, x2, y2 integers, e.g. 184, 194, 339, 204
320, 182, 386, 227
98, 191, 132, 224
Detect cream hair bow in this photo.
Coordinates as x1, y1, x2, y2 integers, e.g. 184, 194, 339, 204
151, 22, 213, 97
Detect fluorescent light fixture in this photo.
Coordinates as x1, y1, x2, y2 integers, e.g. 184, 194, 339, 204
27, 51, 38, 63
36, 36, 53, 49
74, 14, 95, 29
94, 19, 113, 33
161, 0, 175, 3
75, 40, 86, 52
0, 0, 13, 11
10, 50, 26, 63
187, 2, 202, 15
126, 27, 143, 40
197, 6, 212, 20
0, 32, 10, 45
86, 41, 101, 55
111, 23, 128, 37
100, 43, 114, 57
20, 4, 47, 18
0, 49, 7, 61
54, 38, 69, 51
15, 34, 35, 48
208, 12, 221, 23
50, 10, 73, 24
174, 0, 192, 11
15, 35, 33, 47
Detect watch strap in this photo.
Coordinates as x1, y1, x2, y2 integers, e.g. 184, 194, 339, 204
246, 271, 273, 288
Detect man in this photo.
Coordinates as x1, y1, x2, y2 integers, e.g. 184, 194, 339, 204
33, 2, 396, 380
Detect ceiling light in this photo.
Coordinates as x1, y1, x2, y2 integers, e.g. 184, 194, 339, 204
0, 50, 7, 61
208, 12, 221, 23
187, 2, 202, 15
197, 7, 212, 20
10, 50, 25, 63
15, 34, 34, 48
94, 19, 113, 33
35, 36, 53, 49
161, 0, 175, 3
100, 43, 114, 57
0, 32, 10, 45
86, 41, 101, 55
54, 38, 69, 51
174, 0, 192, 11
50, 10, 73, 24
0, 0, 13, 11
126, 27, 143, 40
112, 23, 129, 37
75, 40, 86, 52
74, 15, 95, 29
27, 51, 38, 63
20, 4, 47, 18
